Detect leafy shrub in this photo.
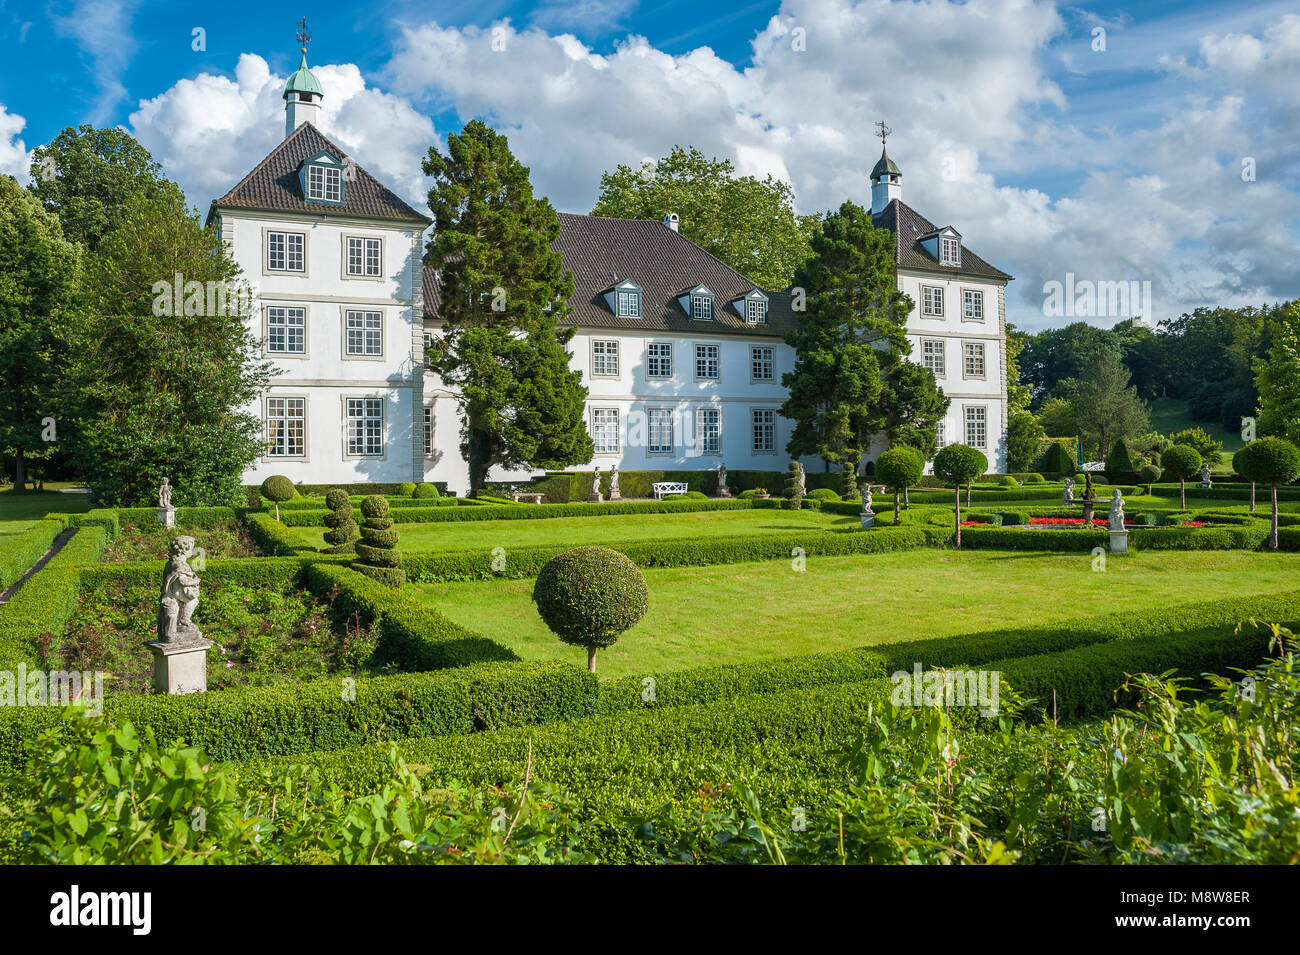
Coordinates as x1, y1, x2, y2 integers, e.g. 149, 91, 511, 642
413, 483, 441, 500
1039, 441, 1076, 477
1161, 444, 1203, 508
681, 490, 708, 500
998, 475, 1019, 489
534, 548, 649, 672
259, 475, 296, 520
1168, 427, 1223, 467
1023, 473, 1045, 484
1138, 463, 1162, 491
0, 519, 64, 590
322, 488, 359, 554
353, 496, 404, 587
783, 462, 806, 509
807, 488, 840, 502
398, 482, 417, 497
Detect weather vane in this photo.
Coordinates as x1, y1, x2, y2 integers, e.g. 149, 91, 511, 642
874, 120, 891, 146
296, 17, 312, 54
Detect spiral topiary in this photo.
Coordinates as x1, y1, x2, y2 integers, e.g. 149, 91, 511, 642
783, 461, 806, 510
352, 494, 404, 587
322, 488, 359, 554
533, 547, 648, 672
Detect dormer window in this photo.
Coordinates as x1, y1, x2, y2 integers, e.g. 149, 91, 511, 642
746, 299, 768, 323
616, 288, 641, 317
941, 236, 961, 266
691, 294, 713, 320
299, 151, 345, 206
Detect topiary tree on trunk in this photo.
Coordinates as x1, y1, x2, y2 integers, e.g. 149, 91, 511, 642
1232, 447, 1256, 512
533, 547, 648, 672
353, 495, 404, 587
322, 488, 359, 554
783, 461, 806, 510
260, 475, 295, 521
1234, 437, 1300, 550
933, 444, 988, 548
1160, 444, 1202, 509
875, 446, 924, 525
1138, 463, 1162, 496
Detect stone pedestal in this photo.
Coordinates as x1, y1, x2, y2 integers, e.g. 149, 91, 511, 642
588, 491, 604, 503
860, 504, 876, 529
1108, 529, 1129, 555
156, 506, 176, 528
146, 636, 211, 695
608, 488, 622, 502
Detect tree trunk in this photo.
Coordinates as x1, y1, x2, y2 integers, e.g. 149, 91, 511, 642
1270, 484, 1279, 551
904, 486, 910, 509
13, 449, 25, 494
1250, 482, 1256, 512
954, 485, 962, 548
894, 490, 900, 525
587, 647, 597, 673
1179, 478, 1186, 509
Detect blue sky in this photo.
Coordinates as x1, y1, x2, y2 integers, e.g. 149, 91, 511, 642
2, 0, 1297, 329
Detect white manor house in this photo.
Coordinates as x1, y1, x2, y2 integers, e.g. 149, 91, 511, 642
209, 50, 1011, 496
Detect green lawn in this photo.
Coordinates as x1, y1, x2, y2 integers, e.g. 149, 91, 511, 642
287, 507, 860, 550
411, 549, 1300, 678
0, 489, 90, 538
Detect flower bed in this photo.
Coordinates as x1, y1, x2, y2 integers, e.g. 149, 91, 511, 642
1026, 516, 1206, 528
100, 516, 262, 562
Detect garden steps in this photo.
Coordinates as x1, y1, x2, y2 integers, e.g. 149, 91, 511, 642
0, 527, 77, 608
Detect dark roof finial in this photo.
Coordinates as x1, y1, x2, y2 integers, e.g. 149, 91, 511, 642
296, 17, 312, 55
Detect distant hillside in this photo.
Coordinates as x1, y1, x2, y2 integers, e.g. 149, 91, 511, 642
1149, 398, 1245, 470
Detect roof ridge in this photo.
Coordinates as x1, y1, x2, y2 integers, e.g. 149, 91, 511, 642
210, 123, 315, 208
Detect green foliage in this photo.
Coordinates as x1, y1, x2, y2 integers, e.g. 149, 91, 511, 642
534, 547, 649, 671
933, 444, 988, 487
1038, 441, 1076, 477
782, 461, 806, 508
423, 121, 591, 493
354, 496, 404, 587
398, 482, 416, 497
0, 176, 82, 492
590, 145, 816, 290
322, 488, 359, 554
260, 475, 295, 502
1005, 410, 1045, 474
875, 445, 924, 524
412, 482, 440, 499
1167, 426, 1223, 467
1161, 444, 1202, 483
1138, 463, 1162, 491
1234, 437, 1300, 548
1072, 352, 1150, 462
681, 490, 708, 500
1256, 302, 1300, 445
0, 519, 63, 590
807, 487, 840, 501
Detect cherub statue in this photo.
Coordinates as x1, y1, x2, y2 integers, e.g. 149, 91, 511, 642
158, 476, 173, 509
1063, 477, 1075, 503
1108, 489, 1125, 529
157, 536, 202, 643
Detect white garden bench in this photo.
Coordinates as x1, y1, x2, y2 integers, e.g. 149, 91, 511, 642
652, 482, 689, 500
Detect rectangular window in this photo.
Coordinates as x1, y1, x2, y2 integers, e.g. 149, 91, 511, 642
647, 408, 673, 454
691, 295, 713, 320
592, 340, 619, 376
746, 299, 768, 323
941, 236, 960, 265
266, 397, 305, 457
423, 406, 433, 456
616, 290, 640, 317
963, 289, 983, 321
267, 306, 306, 354
963, 342, 985, 377
345, 310, 383, 357
751, 346, 774, 381
922, 339, 945, 376
696, 407, 721, 454
965, 407, 987, 449
346, 237, 382, 277
695, 343, 719, 379
937, 420, 946, 449
345, 397, 384, 456
752, 409, 775, 452
921, 285, 943, 317
646, 342, 672, 378
308, 164, 341, 202
592, 408, 620, 454
267, 231, 305, 272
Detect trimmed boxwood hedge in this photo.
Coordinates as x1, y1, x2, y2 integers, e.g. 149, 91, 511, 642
0, 519, 64, 590
277, 497, 762, 527
245, 512, 308, 555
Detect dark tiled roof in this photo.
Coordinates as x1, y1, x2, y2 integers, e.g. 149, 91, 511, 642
873, 199, 1012, 281
207, 123, 431, 225
423, 212, 796, 338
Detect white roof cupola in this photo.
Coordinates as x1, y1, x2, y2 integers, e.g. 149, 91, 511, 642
284, 19, 324, 139
870, 120, 902, 215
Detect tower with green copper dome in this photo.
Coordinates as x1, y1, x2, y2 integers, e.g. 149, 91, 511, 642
284, 19, 323, 138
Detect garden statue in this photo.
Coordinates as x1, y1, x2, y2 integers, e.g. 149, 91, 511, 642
716, 461, 731, 498
156, 476, 176, 527
156, 536, 202, 643
1063, 477, 1075, 504
860, 484, 875, 529
1108, 488, 1125, 528
798, 464, 807, 495
589, 466, 604, 503
1082, 472, 1097, 526
608, 466, 622, 501
1200, 464, 1213, 489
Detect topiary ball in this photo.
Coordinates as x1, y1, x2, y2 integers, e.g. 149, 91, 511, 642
360, 495, 389, 520
260, 475, 295, 502
533, 547, 648, 650
413, 483, 441, 499
325, 488, 350, 510
808, 487, 840, 501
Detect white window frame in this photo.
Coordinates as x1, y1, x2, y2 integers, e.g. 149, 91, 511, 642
965, 406, 987, 449
751, 408, 776, 454
308, 163, 342, 202
695, 406, 722, 455
746, 298, 768, 324
921, 285, 944, 317
265, 229, 306, 274
591, 339, 620, 377
646, 341, 672, 379
344, 235, 384, 279
941, 236, 961, 266
694, 343, 720, 380
646, 407, 674, 455
962, 288, 984, 322
937, 420, 947, 449
591, 407, 620, 455
265, 396, 306, 459
963, 341, 986, 379
344, 396, 385, 458
616, 289, 641, 318
423, 405, 434, 457
344, 309, 384, 359
691, 294, 714, 321
921, 338, 945, 377
750, 345, 774, 382
265, 305, 307, 356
